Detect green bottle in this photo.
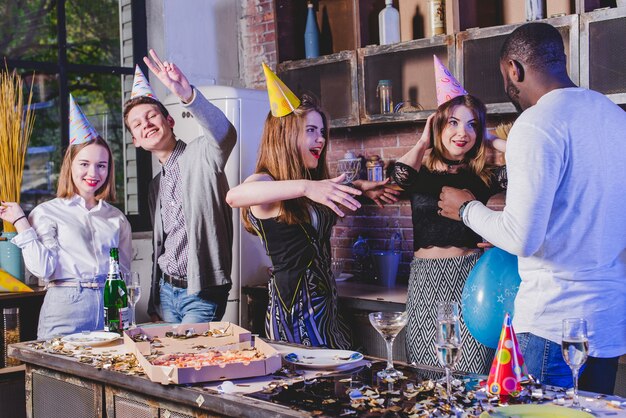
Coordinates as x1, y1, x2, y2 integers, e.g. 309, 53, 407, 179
103, 247, 129, 334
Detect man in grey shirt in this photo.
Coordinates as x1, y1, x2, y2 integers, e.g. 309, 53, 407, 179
123, 49, 237, 323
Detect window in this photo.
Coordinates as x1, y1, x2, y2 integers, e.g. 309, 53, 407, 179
2, 0, 151, 231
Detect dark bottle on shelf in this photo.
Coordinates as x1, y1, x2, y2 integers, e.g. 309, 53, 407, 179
103, 247, 129, 334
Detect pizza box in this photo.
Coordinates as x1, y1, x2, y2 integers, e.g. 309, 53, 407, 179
123, 322, 281, 385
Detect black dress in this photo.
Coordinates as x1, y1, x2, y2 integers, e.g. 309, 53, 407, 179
248, 204, 352, 349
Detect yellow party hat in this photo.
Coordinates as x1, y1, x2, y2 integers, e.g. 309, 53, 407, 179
262, 62, 301, 117
0, 269, 33, 292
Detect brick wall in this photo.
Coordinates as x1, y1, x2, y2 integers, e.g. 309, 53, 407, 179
239, 2, 507, 283
240, 0, 277, 89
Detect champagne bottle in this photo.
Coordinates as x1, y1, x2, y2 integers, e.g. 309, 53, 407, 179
103, 247, 129, 334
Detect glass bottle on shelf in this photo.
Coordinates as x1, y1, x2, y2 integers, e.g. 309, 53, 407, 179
525, 0, 546, 21
429, 0, 445, 37
304, 2, 320, 59
103, 247, 129, 334
379, 0, 400, 45
3, 307, 20, 367
378, 0, 400, 45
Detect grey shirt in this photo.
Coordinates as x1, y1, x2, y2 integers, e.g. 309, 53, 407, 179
147, 88, 237, 315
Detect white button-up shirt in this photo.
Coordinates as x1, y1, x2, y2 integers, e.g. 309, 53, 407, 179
12, 196, 132, 282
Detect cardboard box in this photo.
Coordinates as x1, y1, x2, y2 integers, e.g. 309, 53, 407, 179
123, 322, 281, 385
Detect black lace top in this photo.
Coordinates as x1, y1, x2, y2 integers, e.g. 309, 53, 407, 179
391, 162, 507, 250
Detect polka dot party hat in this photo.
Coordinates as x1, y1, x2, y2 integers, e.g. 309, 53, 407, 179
434, 54, 468, 107
262, 62, 301, 117
486, 312, 529, 397
69, 94, 100, 145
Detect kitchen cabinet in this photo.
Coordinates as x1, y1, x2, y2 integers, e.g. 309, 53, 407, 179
580, 6, 626, 104
456, 14, 579, 114
358, 35, 454, 124
277, 50, 359, 128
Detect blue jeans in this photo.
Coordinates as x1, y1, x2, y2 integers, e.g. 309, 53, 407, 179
158, 279, 230, 324
517, 333, 619, 394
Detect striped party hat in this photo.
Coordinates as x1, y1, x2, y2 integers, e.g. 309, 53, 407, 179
69, 94, 100, 145
130, 65, 158, 100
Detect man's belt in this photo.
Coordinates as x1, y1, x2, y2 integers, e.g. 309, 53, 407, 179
162, 273, 187, 289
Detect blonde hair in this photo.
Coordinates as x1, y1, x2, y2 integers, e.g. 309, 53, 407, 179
57, 136, 116, 202
242, 95, 329, 232
424, 94, 492, 186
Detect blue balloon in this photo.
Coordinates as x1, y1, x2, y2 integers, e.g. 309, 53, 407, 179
461, 247, 521, 349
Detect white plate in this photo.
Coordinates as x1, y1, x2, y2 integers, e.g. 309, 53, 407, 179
61, 331, 121, 346
283, 349, 364, 370
335, 273, 353, 282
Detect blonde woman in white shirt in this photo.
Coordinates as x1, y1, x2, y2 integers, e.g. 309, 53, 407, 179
0, 136, 132, 339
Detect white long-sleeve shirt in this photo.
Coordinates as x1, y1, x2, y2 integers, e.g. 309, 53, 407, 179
11, 196, 132, 282
462, 88, 626, 358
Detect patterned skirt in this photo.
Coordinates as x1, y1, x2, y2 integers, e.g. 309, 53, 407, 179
265, 271, 352, 350
405, 253, 494, 375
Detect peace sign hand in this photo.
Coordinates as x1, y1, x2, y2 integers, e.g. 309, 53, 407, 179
143, 49, 193, 102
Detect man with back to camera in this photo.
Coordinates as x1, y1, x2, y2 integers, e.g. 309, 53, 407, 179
438, 22, 626, 394
123, 49, 237, 324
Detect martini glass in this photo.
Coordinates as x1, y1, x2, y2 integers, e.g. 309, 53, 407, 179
369, 311, 408, 380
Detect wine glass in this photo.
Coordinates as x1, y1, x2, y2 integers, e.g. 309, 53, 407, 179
124, 272, 142, 329
434, 301, 462, 401
562, 318, 589, 409
368, 311, 408, 380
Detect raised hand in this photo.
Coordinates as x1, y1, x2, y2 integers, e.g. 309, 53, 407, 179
0, 201, 29, 231
143, 49, 193, 102
418, 112, 437, 149
303, 175, 362, 217
355, 179, 401, 208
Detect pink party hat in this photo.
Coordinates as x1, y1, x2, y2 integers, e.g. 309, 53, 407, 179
130, 65, 158, 99
69, 94, 100, 145
434, 55, 467, 106
487, 313, 530, 398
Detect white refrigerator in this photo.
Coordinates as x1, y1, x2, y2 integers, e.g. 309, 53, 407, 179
163, 86, 271, 324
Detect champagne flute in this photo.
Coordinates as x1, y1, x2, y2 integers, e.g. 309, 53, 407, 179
368, 311, 408, 380
434, 301, 462, 402
124, 272, 142, 329
562, 318, 589, 409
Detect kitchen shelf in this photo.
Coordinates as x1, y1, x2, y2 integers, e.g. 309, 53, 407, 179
455, 13, 580, 114
274, 1, 624, 125
274, 0, 387, 64
358, 35, 454, 124
580, 6, 626, 104
277, 50, 359, 128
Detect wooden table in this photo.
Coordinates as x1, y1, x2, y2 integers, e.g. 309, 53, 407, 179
9, 337, 626, 418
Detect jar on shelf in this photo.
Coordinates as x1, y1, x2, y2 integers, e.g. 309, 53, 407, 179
376, 80, 393, 114
366, 155, 385, 182
3, 307, 20, 367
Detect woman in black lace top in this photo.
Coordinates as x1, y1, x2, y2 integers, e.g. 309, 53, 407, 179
391, 94, 507, 374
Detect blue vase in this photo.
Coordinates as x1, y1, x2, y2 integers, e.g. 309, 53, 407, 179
304, 3, 320, 59
0, 232, 24, 281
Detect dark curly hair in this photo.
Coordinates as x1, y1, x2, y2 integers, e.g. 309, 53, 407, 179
500, 22, 566, 71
